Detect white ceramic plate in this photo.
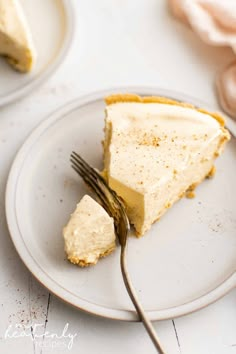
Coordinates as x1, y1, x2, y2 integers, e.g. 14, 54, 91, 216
6, 87, 236, 321
0, 0, 75, 107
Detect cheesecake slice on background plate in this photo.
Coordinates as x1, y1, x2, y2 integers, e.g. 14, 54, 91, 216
0, 0, 75, 107
0, 0, 36, 72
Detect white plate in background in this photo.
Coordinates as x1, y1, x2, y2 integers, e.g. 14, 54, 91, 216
0, 0, 75, 107
5, 87, 236, 321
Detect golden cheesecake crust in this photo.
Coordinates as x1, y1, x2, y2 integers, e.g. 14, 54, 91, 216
68, 246, 115, 267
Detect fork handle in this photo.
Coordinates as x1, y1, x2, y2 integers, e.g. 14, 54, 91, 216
120, 246, 167, 354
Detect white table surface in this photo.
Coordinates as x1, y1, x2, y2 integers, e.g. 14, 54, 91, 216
0, 0, 235, 353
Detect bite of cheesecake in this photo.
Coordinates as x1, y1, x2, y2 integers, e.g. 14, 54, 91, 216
63, 195, 116, 267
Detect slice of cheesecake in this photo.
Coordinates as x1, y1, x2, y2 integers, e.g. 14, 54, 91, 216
0, 0, 36, 72
63, 195, 116, 267
103, 94, 230, 236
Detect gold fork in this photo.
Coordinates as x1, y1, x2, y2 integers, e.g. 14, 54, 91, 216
70, 151, 166, 354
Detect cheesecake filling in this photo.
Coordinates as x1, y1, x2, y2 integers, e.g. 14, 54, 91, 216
104, 100, 230, 236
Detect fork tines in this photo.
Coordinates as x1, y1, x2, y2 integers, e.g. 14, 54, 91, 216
70, 151, 111, 213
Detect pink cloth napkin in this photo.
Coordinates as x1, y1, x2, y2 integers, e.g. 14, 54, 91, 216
169, 0, 236, 119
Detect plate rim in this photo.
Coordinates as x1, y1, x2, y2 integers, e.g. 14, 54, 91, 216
0, 0, 76, 107
5, 86, 236, 321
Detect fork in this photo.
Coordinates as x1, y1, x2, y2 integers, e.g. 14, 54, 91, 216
70, 151, 167, 354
